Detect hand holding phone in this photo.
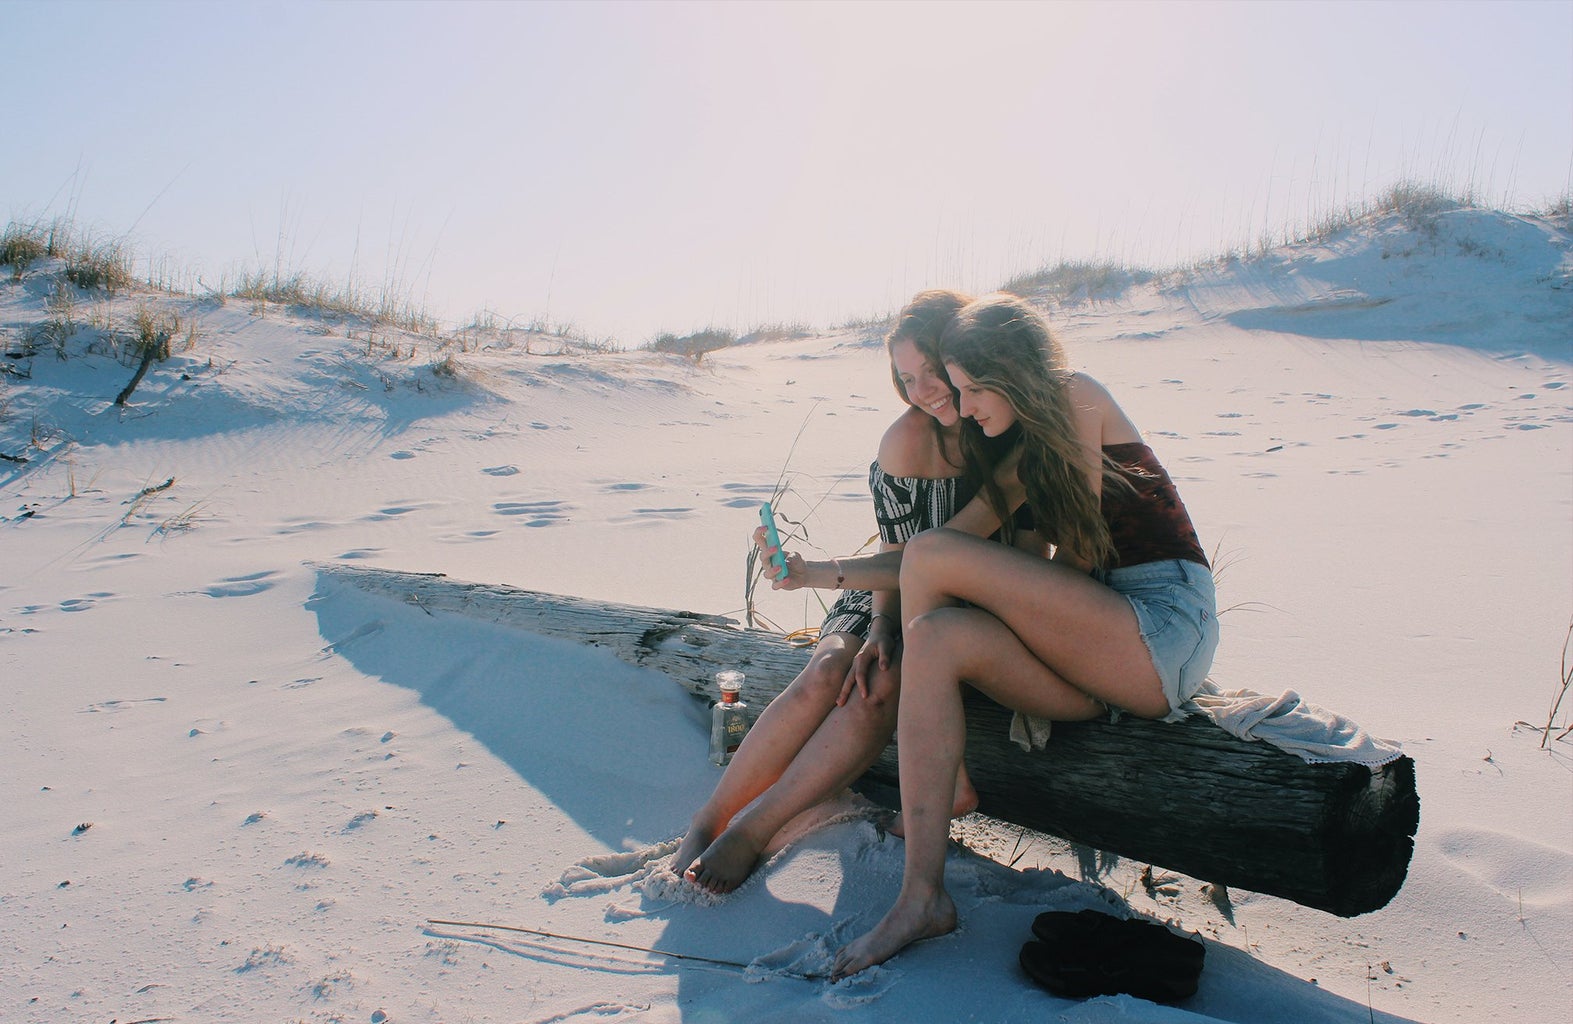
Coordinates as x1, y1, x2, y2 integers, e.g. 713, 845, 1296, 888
759, 502, 789, 581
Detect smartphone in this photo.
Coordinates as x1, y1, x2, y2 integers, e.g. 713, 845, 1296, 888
758, 502, 789, 581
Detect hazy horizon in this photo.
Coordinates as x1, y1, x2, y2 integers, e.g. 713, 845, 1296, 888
5, 0, 1570, 343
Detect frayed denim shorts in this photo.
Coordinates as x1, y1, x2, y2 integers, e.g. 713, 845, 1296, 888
1093, 559, 1219, 721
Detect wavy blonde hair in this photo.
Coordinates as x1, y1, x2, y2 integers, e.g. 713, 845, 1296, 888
940, 294, 1122, 567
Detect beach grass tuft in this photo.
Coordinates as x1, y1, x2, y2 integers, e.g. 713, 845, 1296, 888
64, 237, 135, 294
1000, 260, 1157, 305
1539, 619, 1573, 749
0, 223, 50, 278
649, 328, 735, 363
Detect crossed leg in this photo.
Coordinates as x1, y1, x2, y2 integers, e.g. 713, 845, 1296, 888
832, 529, 1167, 978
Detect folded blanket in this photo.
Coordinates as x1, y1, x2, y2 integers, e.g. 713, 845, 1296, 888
1009, 684, 1403, 768
1184, 683, 1404, 767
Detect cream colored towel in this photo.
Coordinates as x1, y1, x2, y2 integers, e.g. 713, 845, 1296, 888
1009, 684, 1403, 768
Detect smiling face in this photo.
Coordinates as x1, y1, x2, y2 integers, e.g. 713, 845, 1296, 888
891, 336, 960, 427
946, 362, 1017, 436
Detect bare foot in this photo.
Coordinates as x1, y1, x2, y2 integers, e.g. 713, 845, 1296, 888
831, 888, 957, 980
685, 827, 764, 894
888, 772, 978, 838
671, 824, 717, 882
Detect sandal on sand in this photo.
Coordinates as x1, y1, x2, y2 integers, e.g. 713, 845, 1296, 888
1020, 910, 1204, 1003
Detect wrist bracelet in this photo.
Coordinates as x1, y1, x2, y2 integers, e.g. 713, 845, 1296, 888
870, 612, 899, 631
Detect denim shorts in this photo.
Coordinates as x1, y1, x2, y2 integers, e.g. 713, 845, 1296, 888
1094, 559, 1219, 721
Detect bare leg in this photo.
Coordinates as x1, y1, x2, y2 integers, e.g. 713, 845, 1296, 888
887, 762, 977, 838
688, 656, 902, 893
834, 530, 1167, 978
897, 529, 1168, 717
672, 634, 858, 881
832, 610, 969, 978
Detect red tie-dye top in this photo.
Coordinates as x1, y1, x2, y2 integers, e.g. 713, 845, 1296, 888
1100, 442, 1209, 569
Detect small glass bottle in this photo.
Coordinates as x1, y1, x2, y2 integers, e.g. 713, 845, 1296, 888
709, 670, 749, 767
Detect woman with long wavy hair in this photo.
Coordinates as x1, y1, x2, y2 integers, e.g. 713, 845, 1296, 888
832, 293, 1219, 979
674, 289, 1028, 894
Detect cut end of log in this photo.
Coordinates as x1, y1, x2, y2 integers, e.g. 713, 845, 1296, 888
1319, 756, 1421, 916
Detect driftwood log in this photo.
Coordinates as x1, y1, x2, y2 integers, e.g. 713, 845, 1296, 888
315, 563, 1418, 917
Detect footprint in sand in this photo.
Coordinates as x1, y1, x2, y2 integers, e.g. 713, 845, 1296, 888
390, 451, 417, 460
494, 500, 570, 527
602, 482, 651, 492
84, 552, 142, 566
198, 571, 278, 598
59, 592, 116, 612
342, 810, 379, 833
481, 465, 519, 476
542, 841, 681, 901
438, 529, 501, 543
336, 548, 384, 561
83, 697, 167, 713
279, 517, 340, 535
363, 503, 432, 522
1435, 826, 1573, 907
719, 482, 776, 508
613, 507, 697, 524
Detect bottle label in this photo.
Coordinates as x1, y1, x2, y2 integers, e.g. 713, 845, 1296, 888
725, 714, 748, 753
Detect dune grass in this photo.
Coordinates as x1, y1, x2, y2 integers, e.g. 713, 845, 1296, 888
1540, 620, 1573, 749
0, 215, 632, 391
649, 328, 736, 363
1000, 260, 1158, 304
2, 219, 134, 293
2, 175, 1559, 369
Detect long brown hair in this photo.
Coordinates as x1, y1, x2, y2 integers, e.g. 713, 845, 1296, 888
886, 289, 973, 469
940, 294, 1119, 567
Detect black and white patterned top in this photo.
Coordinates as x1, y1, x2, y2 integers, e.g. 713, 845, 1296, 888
819, 461, 976, 639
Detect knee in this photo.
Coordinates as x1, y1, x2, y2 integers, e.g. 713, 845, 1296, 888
901, 527, 967, 587
796, 641, 854, 702
902, 607, 974, 674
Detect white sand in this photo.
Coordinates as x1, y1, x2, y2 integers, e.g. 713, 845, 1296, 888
2, 205, 1569, 1023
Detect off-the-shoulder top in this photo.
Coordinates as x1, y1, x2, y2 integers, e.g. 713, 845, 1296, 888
820, 461, 975, 638
868, 460, 977, 544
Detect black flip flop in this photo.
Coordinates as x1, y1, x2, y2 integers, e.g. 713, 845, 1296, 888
1021, 910, 1204, 1003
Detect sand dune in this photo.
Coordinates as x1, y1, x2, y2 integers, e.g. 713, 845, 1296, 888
1, 204, 1569, 1022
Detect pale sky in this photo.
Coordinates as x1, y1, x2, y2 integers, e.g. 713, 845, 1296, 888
5, 0, 1570, 344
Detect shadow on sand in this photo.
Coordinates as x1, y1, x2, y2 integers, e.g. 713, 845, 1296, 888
308, 566, 1428, 1024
